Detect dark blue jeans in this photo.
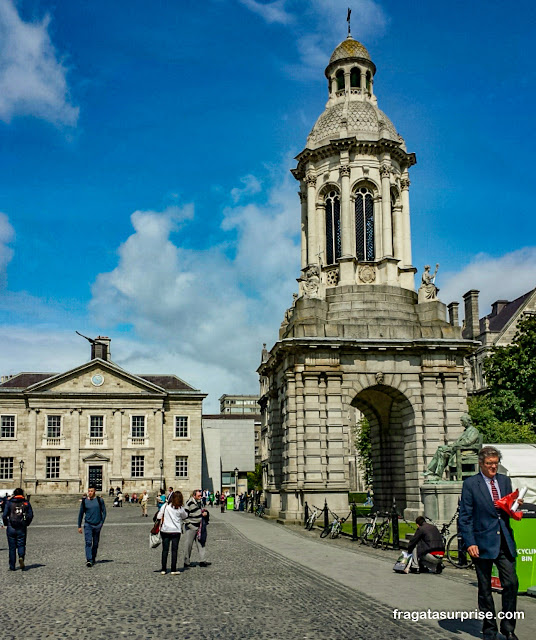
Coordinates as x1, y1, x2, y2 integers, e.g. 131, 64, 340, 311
161, 532, 180, 572
6, 526, 27, 570
84, 523, 102, 563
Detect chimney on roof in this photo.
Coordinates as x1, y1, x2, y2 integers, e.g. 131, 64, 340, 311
463, 290, 480, 340
92, 336, 111, 361
447, 302, 459, 327
491, 300, 509, 316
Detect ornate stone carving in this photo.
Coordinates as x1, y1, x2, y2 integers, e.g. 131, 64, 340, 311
305, 173, 317, 187
298, 190, 306, 203
400, 177, 410, 190
280, 293, 299, 328
339, 165, 351, 178
300, 265, 321, 298
418, 264, 439, 301
380, 164, 391, 179
261, 343, 269, 363
358, 264, 376, 283
325, 267, 339, 286
375, 372, 384, 385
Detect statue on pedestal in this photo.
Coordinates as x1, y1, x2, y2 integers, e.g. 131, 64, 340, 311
418, 263, 439, 302
423, 414, 480, 482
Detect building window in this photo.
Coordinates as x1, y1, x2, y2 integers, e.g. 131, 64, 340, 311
89, 416, 104, 438
336, 69, 345, 91
46, 456, 60, 479
175, 456, 188, 478
350, 67, 360, 88
355, 187, 375, 261
131, 416, 145, 438
131, 456, 145, 478
325, 191, 341, 265
47, 415, 61, 439
175, 416, 189, 438
1, 415, 16, 439
0, 457, 14, 480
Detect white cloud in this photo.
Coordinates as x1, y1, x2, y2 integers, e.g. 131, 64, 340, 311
0, 0, 78, 125
439, 247, 536, 319
0, 211, 15, 285
238, 0, 293, 25
89, 170, 300, 410
230, 174, 262, 202
239, 0, 387, 74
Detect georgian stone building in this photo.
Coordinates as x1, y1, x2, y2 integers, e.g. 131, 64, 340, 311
258, 35, 477, 521
0, 337, 205, 495
463, 287, 536, 393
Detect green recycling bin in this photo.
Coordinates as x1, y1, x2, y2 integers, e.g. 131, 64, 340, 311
512, 504, 536, 594
227, 496, 234, 510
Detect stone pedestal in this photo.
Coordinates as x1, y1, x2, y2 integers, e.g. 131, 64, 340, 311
420, 481, 463, 526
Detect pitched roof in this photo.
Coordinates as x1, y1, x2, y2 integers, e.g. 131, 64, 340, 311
480, 288, 536, 334
138, 374, 197, 391
0, 373, 56, 388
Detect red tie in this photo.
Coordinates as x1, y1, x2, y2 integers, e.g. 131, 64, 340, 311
490, 479, 500, 505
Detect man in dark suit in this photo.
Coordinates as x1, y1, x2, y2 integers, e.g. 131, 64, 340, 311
459, 446, 520, 640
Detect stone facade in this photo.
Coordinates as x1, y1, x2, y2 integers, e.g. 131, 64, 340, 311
462, 288, 536, 393
0, 339, 205, 496
259, 36, 477, 522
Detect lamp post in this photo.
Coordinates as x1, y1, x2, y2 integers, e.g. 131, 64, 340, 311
159, 459, 164, 493
234, 467, 239, 503
19, 459, 24, 488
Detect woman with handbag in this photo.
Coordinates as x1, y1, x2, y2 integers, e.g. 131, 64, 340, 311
157, 490, 187, 575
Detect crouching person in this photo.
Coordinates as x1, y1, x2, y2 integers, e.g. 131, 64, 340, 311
407, 516, 445, 574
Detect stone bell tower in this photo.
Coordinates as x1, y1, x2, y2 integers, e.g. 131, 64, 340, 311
259, 33, 477, 522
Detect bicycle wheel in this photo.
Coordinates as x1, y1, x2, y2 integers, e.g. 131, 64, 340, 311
446, 534, 473, 569
372, 523, 388, 549
330, 523, 341, 539
358, 523, 372, 544
305, 516, 314, 530
320, 526, 330, 538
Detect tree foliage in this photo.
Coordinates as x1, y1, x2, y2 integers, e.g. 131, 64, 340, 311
247, 463, 263, 491
354, 416, 373, 486
483, 313, 536, 425
467, 396, 536, 444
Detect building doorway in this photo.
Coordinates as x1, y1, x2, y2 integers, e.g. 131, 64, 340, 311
88, 465, 103, 491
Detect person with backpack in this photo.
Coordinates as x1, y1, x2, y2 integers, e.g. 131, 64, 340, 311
2, 488, 33, 571
77, 485, 106, 567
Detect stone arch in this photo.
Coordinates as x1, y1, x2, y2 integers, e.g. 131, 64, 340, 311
317, 182, 340, 205
351, 382, 415, 512
351, 177, 379, 195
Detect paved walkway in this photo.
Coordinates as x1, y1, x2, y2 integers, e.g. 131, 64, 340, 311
0, 504, 534, 639
219, 509, 536, 640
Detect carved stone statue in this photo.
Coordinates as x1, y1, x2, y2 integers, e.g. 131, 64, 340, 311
418, 263, 439, 302
423, 414, 480, 482
261, 343, 269, 363
301, 265, 321, 299
280, 293, 299, 329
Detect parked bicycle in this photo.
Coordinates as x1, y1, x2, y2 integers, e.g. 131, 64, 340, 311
305, 505, 322, 530
371, 512, 392, 549
255, 502, 266, 518
425, 507, 473, 569
320, 510, 350, 539
357, 510, 381, 545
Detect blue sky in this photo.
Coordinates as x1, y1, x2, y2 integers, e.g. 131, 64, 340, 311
1, 0, 535, 410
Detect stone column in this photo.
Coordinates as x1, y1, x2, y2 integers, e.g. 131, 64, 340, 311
112, 409, 124, 479
299, 190, 307, 269
27, 408, 39, 481
306, 173, 317, 265
70, 408, 81, 481
338, 164, 354, 284
400, 176, 412, 266
360, 70, 366, 99
380, 163, 393, 257
295, 369, 305, 490
153, 408, 164, 487
373, 194, 383, 259
392, 203, 403, 262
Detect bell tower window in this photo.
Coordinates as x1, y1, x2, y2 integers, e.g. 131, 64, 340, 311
355, 187, 374, 261
336, 70, 345, 91
325, 191, 341, 266
350, 67, 360, 88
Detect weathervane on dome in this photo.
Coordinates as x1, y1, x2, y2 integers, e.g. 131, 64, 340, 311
347, 7, 352, 37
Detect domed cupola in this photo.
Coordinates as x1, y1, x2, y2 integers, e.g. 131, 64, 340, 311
306, 35, 401, 150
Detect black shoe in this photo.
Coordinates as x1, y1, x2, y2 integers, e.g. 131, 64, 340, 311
199, 562, 211, 567
183, 563, 190, 570
503, 633, 519, 640
86, 561, 92, 567
19, 558, 25, 570
8, 567, 15, 571
435, 563, 443, 574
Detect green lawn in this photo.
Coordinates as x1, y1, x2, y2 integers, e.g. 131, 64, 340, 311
340, 518, 417, 542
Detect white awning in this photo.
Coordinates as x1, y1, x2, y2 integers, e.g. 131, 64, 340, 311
485, 443, 536, 503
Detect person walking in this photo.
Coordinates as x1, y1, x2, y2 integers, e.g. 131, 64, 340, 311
459, 446, 521, 640
78, 485, 106, 567
3, 488, 33, 571
183, 489, 210, 568
157, 490, 187, 575
140, 490, 149, 517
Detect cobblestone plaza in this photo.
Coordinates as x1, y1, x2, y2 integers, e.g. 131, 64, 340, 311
2, 503, 535, 639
